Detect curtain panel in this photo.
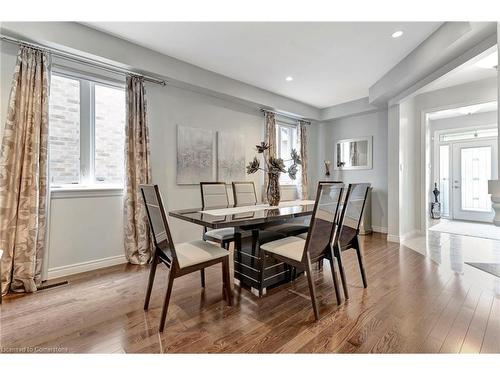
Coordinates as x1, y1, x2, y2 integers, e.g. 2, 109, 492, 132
0, 46, 50, 295
123, 76, 152, 265
298, 120, 309, 200
263, 111, 277, 202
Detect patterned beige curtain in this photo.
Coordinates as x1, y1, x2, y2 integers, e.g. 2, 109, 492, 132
298, 120, 309, 199
263, 111, 277, 201
0, 46, 50, 295
124, 76, 152, 265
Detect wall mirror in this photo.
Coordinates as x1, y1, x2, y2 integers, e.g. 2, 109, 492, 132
334, 136, 372, 170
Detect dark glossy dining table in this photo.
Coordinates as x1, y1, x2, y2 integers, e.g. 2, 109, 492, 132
169, 201, 316, 295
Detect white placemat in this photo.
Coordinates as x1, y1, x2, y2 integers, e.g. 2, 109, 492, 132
199, 200, 316, 216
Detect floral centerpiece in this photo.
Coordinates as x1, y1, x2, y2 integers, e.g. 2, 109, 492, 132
246, 142, 301, 206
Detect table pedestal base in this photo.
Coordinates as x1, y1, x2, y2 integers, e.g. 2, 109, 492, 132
233, 229, 296, 296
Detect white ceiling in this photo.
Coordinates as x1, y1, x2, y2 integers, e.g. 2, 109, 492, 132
419, 47, 498, 95
84, 22, 442, 108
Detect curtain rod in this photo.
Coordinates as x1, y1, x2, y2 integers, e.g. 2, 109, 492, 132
260, 108, 311, 124
0, 34, 167, 86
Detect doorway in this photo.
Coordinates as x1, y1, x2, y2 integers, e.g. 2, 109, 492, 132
451, 139, 497, 221
436, 126, 498, 223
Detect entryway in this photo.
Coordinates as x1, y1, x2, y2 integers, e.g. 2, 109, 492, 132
434, 119, 498, 223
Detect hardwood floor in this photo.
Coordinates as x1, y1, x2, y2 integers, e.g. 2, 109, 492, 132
1, 232, 499, 353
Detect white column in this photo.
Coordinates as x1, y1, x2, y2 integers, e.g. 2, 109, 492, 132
387, 104, 401, 241
488, 22, 500, 225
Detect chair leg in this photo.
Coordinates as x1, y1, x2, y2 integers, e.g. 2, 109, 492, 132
222, 257, 233, 306
305, 256, 320, 321
144, 253, 159, 310
200, 269, 206, 288
159, 268, 176, 332
334, 244, 349, 300
328, 249, 342, 305
354, 237, 368, 288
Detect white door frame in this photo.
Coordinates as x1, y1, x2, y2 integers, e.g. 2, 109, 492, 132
433, 126, 498, 223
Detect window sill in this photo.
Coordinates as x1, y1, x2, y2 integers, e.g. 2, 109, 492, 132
50, 186, 124, 199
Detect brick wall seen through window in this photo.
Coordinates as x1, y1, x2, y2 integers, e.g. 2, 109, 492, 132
49, 73, 125, 188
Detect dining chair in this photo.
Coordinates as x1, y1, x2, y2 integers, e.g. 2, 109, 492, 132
259, 182, 344, 320
141, 184, 232, 332
273, 181, 344, 237
200, 182, 236, 287
330, 183, 371, 300
200, 182, 236, 249
232, 181, 258, 206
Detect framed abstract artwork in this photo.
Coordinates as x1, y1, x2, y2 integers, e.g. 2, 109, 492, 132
176, 126, 215, 184
217, 131, 246, 183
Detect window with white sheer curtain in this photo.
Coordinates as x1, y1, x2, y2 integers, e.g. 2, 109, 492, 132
275, 122, 299, 185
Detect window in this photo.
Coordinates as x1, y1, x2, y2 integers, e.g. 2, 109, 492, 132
439, 145, 450, 217
49, 72, 125, 189
440, 128, 498, 142
275, 123, 299, 185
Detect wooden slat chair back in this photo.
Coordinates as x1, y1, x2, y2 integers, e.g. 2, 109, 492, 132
140, 184, 176, 266
341, 183, 370, 233
302, 182, 344, 262
332, 183, 371, 300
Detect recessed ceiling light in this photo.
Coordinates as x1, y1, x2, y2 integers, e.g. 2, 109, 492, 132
476, 50, 498, 69
392, 30, 403, 38
285, 76, 293, 82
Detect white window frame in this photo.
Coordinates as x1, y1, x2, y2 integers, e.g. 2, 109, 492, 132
49, 67, 125, 197
275, 121, 300, 186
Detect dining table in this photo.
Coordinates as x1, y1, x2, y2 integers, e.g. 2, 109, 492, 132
169, 200, 316, 296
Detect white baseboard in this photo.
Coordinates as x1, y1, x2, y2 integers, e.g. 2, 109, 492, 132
47, 254, 127, 280
372, 226, 388, 234
387, 234, 400, 243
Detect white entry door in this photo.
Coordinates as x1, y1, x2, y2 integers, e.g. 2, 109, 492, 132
451, 139, 497, 222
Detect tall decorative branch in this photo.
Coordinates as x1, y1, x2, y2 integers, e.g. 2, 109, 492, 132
246, 142, 301, 180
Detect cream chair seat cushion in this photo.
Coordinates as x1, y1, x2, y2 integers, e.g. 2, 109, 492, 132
260, 236, 305, 262
297, 232, 308, 240
175, 240, 229, 269
204, 227, 235, 241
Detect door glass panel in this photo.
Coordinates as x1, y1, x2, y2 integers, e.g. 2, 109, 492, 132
460, 146, 491, 212
439, 145, 450, 216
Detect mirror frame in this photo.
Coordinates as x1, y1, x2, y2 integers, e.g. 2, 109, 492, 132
334, 136, 373, 170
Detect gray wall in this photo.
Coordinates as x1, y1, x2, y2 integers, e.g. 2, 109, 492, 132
0, 42, 17, 141
320, 110, 389, 232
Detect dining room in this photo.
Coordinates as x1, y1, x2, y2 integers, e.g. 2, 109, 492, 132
1, 5, 500, 372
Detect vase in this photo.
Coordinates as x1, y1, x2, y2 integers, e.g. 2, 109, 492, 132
267, 173, 281, 206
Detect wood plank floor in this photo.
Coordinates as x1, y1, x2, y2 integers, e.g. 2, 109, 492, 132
1, 233, 499, 353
